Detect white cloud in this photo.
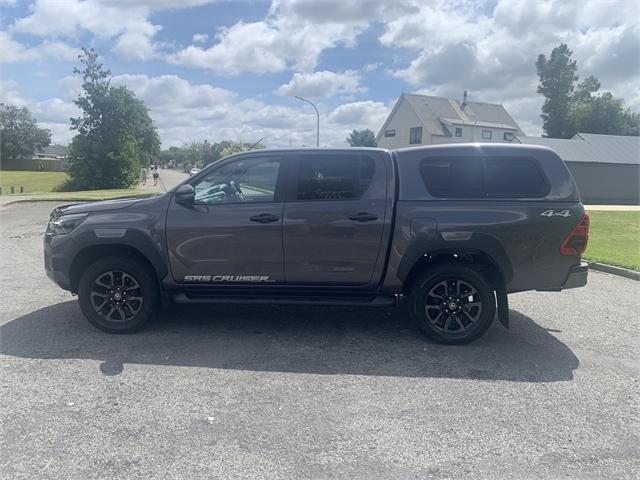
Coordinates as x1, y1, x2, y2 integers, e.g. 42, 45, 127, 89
386, 0, 640, 133
328, 100, 389, 127
111, 74, 236, 110
275, 70, 363, 99
0, 32, 78, 63
168, 0, 376, 74
3, 0, 638, 141
9, 0, 218, 61
112, 21, 163, 60
192, 33, 208, 43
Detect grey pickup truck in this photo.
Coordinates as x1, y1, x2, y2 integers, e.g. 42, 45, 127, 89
44, 144, 589, 344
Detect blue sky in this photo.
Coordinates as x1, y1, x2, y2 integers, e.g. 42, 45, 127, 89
1, 0, 638, 147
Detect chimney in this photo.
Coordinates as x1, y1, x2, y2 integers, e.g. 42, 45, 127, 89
462, 90, 468, 109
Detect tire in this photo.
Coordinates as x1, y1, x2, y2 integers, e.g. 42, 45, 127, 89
408, 264, 496, 345
78, 256, 158, 333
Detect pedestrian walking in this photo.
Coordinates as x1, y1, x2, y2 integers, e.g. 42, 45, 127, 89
151, 164, 159, 186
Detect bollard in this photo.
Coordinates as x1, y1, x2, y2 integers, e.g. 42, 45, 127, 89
20, 186, 24, 193
11, 186, 15, 194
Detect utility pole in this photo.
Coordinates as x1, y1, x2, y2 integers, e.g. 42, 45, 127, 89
294, 95, 319, 147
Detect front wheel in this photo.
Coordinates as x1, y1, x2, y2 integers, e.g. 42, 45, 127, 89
78, 256, 157, 333
408, 264, 496, 345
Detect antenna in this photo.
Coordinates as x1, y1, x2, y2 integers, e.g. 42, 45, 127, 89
248, 137, 264, 151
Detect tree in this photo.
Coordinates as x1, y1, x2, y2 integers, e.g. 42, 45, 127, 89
572, 92, 640, 136
67, 48, 159, 189
570, 75, 640, 136
536, 43, 578, 138
346, 129, 376, 147
536, 44, 639, 138
0, 103, 51, 165
219, 141, 265, 158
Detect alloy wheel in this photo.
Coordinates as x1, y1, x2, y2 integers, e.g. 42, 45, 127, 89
90, 270, 144, 322
424, 278, 482, 334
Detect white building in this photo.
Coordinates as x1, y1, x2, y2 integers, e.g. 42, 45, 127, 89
376, 92, 524, 149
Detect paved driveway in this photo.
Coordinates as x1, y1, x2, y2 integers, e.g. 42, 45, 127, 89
0, 202, 638, 479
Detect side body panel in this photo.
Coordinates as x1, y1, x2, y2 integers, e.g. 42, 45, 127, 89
44, 194, 173, 291
165, 152, 290, 285
384, 200, 584, 293
281, 150, 395, 287
383, 144, 584, 293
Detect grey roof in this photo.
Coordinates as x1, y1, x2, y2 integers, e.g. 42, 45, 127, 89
403, 93, 524, 137
514, 133, 639, 165
38, 144, 68, 156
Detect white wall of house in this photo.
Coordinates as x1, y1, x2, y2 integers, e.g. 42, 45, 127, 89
428, 126, 516, 145
377, 98, 427, 149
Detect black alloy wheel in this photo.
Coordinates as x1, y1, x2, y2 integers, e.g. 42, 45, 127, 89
409, 264, 496, 344
78, 256, 157, 333
424, 278, 482, 334
90, 270, 144, 322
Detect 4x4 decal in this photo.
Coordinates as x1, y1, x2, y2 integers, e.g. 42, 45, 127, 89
540, 209, 572, 218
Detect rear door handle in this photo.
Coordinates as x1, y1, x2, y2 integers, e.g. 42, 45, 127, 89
250, 213, 280, 223
347, 212, 378, 222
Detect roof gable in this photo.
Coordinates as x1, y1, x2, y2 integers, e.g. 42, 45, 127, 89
403, 93, 523, 136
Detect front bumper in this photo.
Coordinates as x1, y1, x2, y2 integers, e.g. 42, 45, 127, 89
561, 261, 589, 289
44, 234, 73, 291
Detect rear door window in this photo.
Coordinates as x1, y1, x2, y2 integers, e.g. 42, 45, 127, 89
295, 154, 375, 201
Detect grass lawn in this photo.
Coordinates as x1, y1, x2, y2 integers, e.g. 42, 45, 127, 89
583, 210, 640, 271
0, 170, 153, 202
0, 170, 68, 194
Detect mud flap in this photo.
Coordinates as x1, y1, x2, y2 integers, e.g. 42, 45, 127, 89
495, 285, 510, 329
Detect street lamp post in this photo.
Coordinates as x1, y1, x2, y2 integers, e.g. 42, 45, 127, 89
294, 95, 319, 147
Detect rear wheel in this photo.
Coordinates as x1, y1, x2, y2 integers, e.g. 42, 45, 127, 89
78, 256, 157, 333
408, 264, 496, 344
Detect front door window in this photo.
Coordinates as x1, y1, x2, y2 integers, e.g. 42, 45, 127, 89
194, 158, 281, 205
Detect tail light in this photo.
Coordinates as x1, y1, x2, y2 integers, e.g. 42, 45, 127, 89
560, 213, 590, 256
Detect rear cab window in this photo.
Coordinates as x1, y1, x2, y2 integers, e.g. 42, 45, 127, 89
419, 155, 549, 199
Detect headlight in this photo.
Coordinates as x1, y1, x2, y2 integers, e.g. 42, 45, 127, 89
48, 213, 88, 235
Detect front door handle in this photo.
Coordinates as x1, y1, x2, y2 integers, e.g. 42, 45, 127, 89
347, 212, 378, 222
250, 213, 280, 223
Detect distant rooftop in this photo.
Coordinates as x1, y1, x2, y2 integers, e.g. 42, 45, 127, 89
38, 144, 68, 157
403, 93, 524, 137
514, 133, 639, 165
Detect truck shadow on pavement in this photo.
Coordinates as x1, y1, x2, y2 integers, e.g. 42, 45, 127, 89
1, 300, 579, 382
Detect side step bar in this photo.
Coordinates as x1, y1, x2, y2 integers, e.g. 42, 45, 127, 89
172, 292, 396, 307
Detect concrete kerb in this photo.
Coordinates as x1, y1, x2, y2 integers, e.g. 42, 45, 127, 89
589, 262, 640, 281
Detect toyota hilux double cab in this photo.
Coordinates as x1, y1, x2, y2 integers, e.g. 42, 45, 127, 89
44, 144, 589, 344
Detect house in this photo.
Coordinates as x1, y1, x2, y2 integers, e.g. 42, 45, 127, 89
376, 92, 524, 148
513, 133, 639, 205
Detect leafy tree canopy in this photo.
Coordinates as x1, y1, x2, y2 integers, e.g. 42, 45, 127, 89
346, 129, 377, 147
67, 48, 160, 190
159, 140, 265, 171
536, 44, 639, 138
0, 103, 51, 164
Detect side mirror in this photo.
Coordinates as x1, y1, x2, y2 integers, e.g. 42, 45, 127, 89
175, 184, 195, 205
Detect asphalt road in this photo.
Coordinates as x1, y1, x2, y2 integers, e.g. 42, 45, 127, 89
0, 202, 638, 480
